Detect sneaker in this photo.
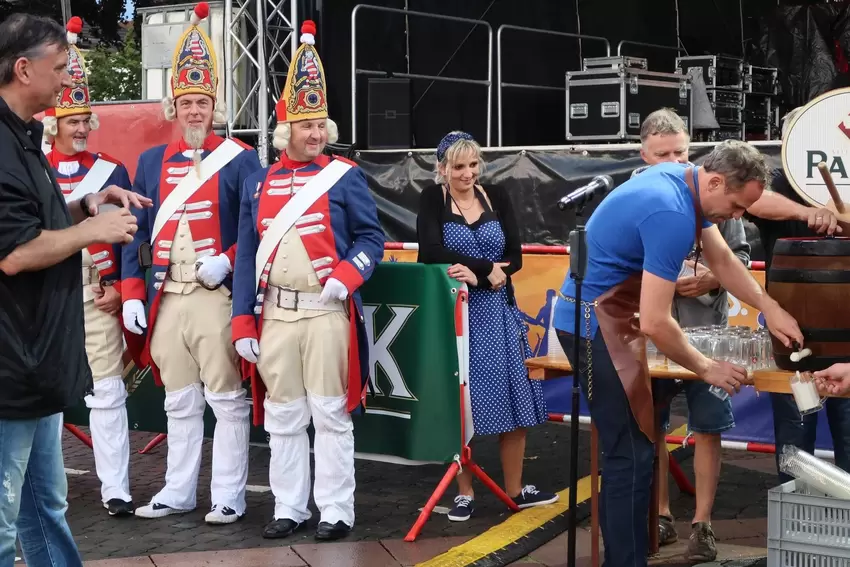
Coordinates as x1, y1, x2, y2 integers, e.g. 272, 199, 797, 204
134, 502, 191, 519
686, 521, 718, 562
103, 499, 134, 517
512, 485, 559, 509
447, 495, 474, 522
205, 505, 242, 525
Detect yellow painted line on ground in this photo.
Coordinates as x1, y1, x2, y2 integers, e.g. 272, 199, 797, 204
417, 424, 689, 567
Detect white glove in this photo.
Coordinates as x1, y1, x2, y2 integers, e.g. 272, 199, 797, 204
319, 277, 349, 304
196, 254, 231, 288
235, 337, 259, 363
123, 299, 147, 335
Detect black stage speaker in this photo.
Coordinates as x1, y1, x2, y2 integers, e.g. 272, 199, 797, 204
367, 78, 412, 149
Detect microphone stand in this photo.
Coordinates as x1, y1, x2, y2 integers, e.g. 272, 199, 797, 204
567, 219, 587, 567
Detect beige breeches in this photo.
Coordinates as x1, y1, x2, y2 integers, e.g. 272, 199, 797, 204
257, 312, 350, 404
84, 300, 125, 380
150, 288, 242, 393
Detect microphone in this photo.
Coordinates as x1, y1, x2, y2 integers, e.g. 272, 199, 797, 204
557, 175, 614, 211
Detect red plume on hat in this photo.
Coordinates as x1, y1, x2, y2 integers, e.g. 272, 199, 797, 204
300, 20, 316, 45
191, 2, 210, 25
66, 16, 83, 45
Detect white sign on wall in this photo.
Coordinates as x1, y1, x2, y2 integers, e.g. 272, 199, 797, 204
782, 87, 850, 208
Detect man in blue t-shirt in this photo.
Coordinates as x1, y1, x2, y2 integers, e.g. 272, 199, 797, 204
553, 140, 803, 567
633, 109, 749, 560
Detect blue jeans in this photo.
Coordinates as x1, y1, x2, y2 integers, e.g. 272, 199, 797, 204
771, 393, 850, 483
0, 413, 82, 567
558, 330, 653, 567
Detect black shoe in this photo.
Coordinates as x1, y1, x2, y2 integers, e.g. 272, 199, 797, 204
263, 518, 302, 539
447, 495, 474, 522
104, 499, 134, 517
512, 485, 560, 509
315, 520, 351, 541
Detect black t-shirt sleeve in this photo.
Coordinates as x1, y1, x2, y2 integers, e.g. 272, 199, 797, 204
745, 168, 799, 227
0, 170, 41, 261
769, 168, 796, 198
746, 167, 816, 270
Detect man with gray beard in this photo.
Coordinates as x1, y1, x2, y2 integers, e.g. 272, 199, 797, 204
120, 2, 262, 524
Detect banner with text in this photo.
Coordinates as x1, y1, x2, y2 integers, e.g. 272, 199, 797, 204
65, 263, 467, 465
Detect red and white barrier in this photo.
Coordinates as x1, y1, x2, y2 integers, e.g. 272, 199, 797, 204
666, 434, 835, 460
546, 412, 836, 460
384, 243, 766, 270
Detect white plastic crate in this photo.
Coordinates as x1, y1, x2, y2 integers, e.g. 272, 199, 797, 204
768, 479, 850, 567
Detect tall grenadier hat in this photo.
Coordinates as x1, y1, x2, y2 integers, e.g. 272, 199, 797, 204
275, 20, 327, 123
42, 16, 98, 137
170, 2, 218, 100
272, 20, 339, 151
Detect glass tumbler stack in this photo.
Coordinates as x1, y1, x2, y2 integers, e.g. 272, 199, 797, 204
646, 325, 774, 399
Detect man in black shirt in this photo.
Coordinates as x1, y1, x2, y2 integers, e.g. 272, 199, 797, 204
748, 168, 836, 270
746, 107, 850, 483
0, 14, 150, 567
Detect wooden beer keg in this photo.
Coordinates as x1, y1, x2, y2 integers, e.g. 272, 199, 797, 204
767, 237, 850, 371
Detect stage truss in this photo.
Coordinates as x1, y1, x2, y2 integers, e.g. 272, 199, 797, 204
224, 0, 297, 165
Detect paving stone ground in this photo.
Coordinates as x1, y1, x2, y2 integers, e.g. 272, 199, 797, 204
35, 443, 777, 567
514, 416, 781, 567
58, 420, 590, 561
27, 392, 785, 566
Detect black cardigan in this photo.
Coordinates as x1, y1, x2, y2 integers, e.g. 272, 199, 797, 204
416, 183, 523, 302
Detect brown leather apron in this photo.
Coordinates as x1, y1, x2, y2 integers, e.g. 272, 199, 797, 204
593, 167, 704, 440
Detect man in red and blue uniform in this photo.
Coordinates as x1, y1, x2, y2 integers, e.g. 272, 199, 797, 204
231, 21, 384, 541
120, 2, 262, 524
41, 15, 136, 518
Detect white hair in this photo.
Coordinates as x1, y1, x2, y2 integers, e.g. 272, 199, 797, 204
781, 106, 804, 141
272, 118, 339, 151
42, 116, 57, 137
41, 112, 100, 140
162, 95, 227, 124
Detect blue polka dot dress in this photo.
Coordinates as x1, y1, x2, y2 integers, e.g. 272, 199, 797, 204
442, 189, 548, 436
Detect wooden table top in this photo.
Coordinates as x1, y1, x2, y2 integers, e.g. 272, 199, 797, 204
751, 369, 796, 395
751, 369, 850, 398
524, 356, 830, 396
525, 356, 698, 380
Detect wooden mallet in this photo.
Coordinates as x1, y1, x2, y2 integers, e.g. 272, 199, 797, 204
817, 161, 847, 215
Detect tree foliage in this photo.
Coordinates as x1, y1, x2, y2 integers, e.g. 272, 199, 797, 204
0, 0, 126, 45
86, 34, 142, 101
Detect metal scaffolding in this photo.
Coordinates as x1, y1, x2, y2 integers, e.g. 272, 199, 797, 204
224, 0, 297, 165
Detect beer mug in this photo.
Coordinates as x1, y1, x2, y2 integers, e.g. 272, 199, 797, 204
790, 371, 825, 416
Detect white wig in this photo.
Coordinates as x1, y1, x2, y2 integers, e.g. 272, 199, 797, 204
41, 112, 100, 140
272, 118, 339, 151
162, 95, 227, 124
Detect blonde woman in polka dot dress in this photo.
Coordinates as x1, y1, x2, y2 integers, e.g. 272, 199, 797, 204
416, 131, 558, 522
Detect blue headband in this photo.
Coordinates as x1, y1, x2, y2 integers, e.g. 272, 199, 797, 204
436, 131, 475, 162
